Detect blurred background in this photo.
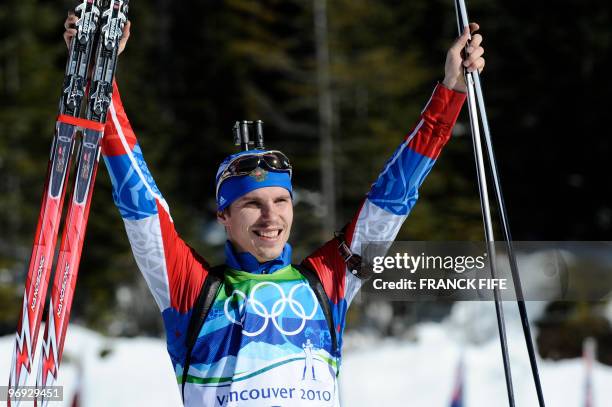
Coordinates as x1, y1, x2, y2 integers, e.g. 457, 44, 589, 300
1, 0, 611, 405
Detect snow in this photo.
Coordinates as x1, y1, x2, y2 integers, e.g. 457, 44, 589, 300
340, 302, 612, 406
2, 302, 611, 406
0, 326, 182, 407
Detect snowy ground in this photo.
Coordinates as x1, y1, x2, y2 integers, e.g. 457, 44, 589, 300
1, 302, 610, 406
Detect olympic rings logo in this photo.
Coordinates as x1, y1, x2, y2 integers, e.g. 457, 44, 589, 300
223, 281, 319, 337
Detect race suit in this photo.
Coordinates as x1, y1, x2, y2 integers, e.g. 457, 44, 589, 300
101, 80, 466, 406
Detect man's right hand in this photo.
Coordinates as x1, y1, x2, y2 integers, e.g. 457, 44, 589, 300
63, 11, 131, 54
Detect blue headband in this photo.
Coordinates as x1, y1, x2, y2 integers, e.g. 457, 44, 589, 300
215, 150, 293, 211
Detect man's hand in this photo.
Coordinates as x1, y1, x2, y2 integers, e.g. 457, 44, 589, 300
63, 11, 131, 54
443, 22, 485, 93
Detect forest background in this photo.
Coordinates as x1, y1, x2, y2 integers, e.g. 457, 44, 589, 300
0, 0, 611, 361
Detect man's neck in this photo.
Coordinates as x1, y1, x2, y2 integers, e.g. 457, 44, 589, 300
224, 241, 292, 274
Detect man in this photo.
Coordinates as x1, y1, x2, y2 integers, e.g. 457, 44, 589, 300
64, 13, 484, 407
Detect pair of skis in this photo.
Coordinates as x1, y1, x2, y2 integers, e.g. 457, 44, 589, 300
8, 0, 129, 405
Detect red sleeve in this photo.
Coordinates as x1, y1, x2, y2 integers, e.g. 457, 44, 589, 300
103, 79, 209, 314
303, 84, 465, 306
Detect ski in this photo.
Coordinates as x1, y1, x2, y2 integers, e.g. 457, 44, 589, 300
7, 1, 101, 405
34, 1, 129, 405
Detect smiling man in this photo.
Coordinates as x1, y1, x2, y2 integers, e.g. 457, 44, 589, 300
218, 187, 293, 259
215, 150, 295, 263
63, 12, 484, 407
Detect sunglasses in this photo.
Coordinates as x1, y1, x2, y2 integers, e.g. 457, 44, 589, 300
216, 151, 292, 198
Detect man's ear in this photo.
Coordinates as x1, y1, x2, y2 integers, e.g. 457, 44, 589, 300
217, 208, 230, 226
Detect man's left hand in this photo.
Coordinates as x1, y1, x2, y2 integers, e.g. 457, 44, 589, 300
443, 22, 485, 93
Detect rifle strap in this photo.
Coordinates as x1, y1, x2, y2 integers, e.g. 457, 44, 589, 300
181, 265, 224, 402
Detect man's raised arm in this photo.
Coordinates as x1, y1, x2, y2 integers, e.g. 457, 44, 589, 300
63, 14, 210, 330
302, 23, 484, 330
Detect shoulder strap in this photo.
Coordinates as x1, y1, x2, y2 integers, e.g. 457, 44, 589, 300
181, 265, 224, 402
293, 264, 338, 357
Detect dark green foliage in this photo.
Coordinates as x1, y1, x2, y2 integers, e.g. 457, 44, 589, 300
0, 0, 609, 340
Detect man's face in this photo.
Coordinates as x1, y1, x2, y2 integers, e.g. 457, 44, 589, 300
217, 186, 293, 263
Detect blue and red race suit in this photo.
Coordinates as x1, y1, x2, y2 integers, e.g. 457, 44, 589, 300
101, 80, 466, 406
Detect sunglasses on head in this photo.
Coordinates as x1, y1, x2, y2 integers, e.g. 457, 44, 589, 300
216, 151, 292, 197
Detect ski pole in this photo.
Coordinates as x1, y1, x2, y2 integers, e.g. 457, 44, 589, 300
453, 1, 514, 406
453, 1, 546, 406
